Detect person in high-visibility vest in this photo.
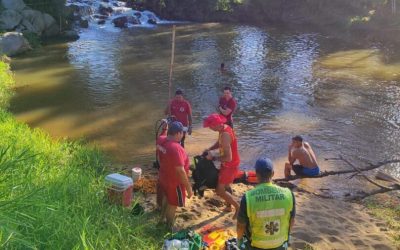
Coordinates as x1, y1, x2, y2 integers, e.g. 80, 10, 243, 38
237, 158, 295, 250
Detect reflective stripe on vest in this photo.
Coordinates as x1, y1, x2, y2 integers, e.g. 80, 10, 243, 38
245, 183, 293, 249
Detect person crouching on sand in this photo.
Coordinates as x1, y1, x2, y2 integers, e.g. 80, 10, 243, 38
284, 135, 320, 179
203, 113, 240, 219
237, 157, 295, 250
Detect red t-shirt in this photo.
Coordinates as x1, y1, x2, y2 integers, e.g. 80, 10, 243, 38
219, 125, 240, 169
168, 99, 192, 126
156, 136, 189, 187
219, 97, 237, 123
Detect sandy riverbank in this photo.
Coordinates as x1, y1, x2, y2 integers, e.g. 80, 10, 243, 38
131, 167, 397, 250
126, 133, 398, 249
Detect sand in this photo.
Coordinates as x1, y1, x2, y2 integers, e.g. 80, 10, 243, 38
134, 167, 397, 250
130, 133, 397, 249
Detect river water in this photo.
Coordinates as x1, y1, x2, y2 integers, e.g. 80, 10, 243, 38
10, 23, 400, 188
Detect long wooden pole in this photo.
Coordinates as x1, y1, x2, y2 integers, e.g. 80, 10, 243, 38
168, 25, 176, 116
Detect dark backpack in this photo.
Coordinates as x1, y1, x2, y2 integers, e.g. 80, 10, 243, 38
192, 155, 219, 197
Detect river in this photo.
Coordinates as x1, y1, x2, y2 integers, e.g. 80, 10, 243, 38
10, 23, 400, 194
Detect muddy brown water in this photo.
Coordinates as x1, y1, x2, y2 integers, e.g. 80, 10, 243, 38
10, 23, 400, 196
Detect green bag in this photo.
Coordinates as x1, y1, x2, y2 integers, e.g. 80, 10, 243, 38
166, 229, 203, 250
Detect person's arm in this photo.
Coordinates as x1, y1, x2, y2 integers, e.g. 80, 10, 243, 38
289, 191, 296, 232
237, 222, 246, 241
288, 144, 296, 165
218, 98, 231, 115
237, 196, 248, 242
219, 106, 232, 116
207, 132, 231, 162
304, 142, 318, 165
218, 132, 232, 162
176, 166, 193, 198
187, 103, 193, 135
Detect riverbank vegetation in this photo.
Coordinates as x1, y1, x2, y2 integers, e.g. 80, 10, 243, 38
140, 0, 399, 37
364, 192, 400, 247
24, 0, 66, 21
0, 60, 164, 249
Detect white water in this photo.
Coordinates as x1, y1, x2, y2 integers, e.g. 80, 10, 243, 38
66, 0, 181, 30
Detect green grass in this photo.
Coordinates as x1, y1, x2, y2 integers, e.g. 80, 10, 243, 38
364, 192, 400, 248
0, 61, 14, 109
0, 61, 166, 249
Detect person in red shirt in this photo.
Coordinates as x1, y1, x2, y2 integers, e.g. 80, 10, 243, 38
218, 86, 237, 128
156, 121, 193, 228
203, 113, 241, 219
165, 89, 193, 148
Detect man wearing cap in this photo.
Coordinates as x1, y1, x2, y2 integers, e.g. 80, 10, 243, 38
203, 113, 240, 218
284, 135, 320, 179
237, 158, 295, 250
156, 121, 193, 228
218, 86, 237, 128
165, 89, 193, 148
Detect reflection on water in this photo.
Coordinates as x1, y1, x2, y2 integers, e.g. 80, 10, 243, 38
10, 23, 400, 184
317, 49, 400, 81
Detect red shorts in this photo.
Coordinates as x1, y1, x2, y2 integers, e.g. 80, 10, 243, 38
218, 166, 238, 185
158, 182, 186, 207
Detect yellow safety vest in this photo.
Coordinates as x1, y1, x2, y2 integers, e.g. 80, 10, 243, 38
245, 183, 293, 249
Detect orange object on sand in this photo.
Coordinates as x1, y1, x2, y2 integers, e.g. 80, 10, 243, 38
246, 171, 258, 184
234, 170, 259, 184
203, 229, 235, 250
133, 178, 157, 193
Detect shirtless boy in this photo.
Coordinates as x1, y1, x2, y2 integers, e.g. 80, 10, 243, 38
284, 135, 320, 178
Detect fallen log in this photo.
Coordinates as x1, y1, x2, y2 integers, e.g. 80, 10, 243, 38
273, 158, 400, 182
272, 156, 400, 200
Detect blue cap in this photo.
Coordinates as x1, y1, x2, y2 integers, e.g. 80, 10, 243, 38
255, 157, 274, 176
168, 121, 188, 134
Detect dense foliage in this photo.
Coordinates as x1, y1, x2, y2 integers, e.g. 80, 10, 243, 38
0, 60, 14, 109
140, 0, 399, 29
0, 61, 165, 249
24, 0, 67, 20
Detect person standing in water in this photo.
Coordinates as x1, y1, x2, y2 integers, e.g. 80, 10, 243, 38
165, 89, 193, 148
218, 86, 237, 128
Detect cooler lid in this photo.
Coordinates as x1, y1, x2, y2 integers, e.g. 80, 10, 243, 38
105, 173, 133, 188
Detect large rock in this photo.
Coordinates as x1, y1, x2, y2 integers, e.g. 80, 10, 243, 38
21, 9, 46, 35
127, 16, 140, 25
112, 16, 128, 28
20, 19, 35, 32
79, 19, 89, 28
62, 30, 79, 41
1, 0, 26, 11
42, 13, 56, 29
99, 3, 113, 16
0, 32, 31, 56
0, 10, 22, 30
43, 23, 59, 37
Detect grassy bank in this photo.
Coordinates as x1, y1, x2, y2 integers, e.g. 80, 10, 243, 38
0, 60, 164, 249
364, 192, 400, 248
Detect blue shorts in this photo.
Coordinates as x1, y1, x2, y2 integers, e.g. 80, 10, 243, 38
293, 165, 320, 176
